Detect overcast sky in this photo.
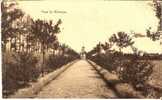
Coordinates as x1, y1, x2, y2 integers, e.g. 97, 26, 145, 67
18, 0, 162, 53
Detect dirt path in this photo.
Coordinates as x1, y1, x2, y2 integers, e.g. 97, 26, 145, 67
36, 60, 117, 98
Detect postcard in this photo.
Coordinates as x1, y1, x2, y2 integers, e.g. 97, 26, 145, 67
1, 0, 162, 99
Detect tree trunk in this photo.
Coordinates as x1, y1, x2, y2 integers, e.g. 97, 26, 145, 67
42, 43, 45, 76
26, 35, 29, 53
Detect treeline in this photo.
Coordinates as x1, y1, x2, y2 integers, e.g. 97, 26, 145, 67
2, 1, 79, 97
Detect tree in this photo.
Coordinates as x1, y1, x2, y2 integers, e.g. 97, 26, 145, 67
153, 0, 162, 31
31, 19, 62, 75
146, 27, 161, 41
109, 32, 134, 52
1, 1, 24, 51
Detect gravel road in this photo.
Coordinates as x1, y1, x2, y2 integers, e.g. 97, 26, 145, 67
36, 60, 117, 98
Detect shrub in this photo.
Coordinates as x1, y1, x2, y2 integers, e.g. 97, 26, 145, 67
88, 51, 155, 97
13, 52, 39, 81
45, 55, 75, 73
2, 52, 39, 97
118, 59, 153, 90
89, 52, 122, 73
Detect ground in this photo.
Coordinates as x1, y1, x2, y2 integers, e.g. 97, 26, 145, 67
36, 60, 117, 98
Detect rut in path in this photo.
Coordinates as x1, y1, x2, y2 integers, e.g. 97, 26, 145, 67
36, 60, 117, 98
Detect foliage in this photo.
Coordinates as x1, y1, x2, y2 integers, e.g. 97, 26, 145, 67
31, 19, 62, 46
31, 19, 62, 67
89, 52, 121, 72
1, 1, 24, 49
109, 32, 134, 51
153, 0, 161, 19
87, 32, 154, 97
146, 27, 161, 41
2, 52, 39, 96
45, 55, 73, 72
119, 59, 153, 90
45, 45, 79, 73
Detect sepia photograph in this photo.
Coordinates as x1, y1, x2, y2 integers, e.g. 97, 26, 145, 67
1, 0, 162, 99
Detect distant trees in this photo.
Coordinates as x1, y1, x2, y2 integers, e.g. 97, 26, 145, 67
45, 43, 79, 72
58, 43, 79, 58
87, 32, 135, 58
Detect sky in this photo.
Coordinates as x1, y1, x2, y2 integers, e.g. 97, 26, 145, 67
17, 0, 162, 53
